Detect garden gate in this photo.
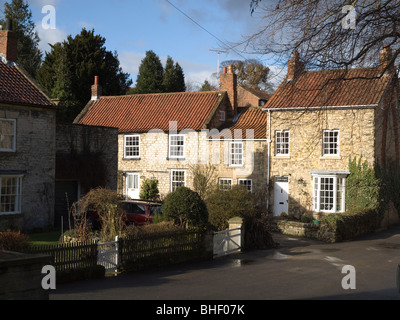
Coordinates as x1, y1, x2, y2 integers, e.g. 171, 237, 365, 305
213, 227, 242, 258
97, 236, 119, 273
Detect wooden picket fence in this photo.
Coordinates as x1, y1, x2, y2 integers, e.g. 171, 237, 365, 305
25, 230, 208, 274
119, 230, 206, 271
26, 241, 98, 272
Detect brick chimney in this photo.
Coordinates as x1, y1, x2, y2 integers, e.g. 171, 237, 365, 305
0, 19, 18, 63
91, 76, 102, 101
220, 65, 237, 116
287, 50, 304, 81
380, 45, 394, 75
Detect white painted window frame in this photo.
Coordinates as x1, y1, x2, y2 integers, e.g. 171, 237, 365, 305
0, 118, 16, 152
312, 174, 346, 213
322, 129, 340, 156
124, 134, 140, 159
0, 175, 23, 215
238, 178, 253, 193
169, 134, 185, 159
229, 141, 243, 167
275, 130, 290, 156
171, 169, 186, 192
218, 178, 233, 191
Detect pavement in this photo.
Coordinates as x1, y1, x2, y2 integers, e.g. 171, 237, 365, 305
50, 224, 400, 301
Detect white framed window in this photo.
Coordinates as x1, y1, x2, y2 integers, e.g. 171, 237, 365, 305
124, 135, 140, 159
169, 134, 185, 159
322, 130, 340, 156
229, 141, 243, 167
219, 111, 226, 121
0, 175, 22, 214
0, 119, 16, 152
238, 179, 252, 193
275, 130, 290, 155
218, 178, 232, 191
171, 169, 186, 192
312, 174, 346, 213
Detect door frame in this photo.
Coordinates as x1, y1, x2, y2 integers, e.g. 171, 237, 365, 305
125, 172, 140, 200
273, 176, 289, 217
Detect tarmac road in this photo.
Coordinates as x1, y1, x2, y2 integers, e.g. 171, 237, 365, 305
51, 224, 400, 301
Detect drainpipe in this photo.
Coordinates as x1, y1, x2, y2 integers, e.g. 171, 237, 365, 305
266, 109, 272, 212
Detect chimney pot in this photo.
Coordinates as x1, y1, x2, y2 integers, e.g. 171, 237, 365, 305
91, 76, 102, 101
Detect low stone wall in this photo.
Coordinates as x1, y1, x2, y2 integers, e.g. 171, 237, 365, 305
0, 250, 51, 300
275, 220, 337, 243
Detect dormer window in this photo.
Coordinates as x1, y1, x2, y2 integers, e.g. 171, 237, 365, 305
219, 110, 226, 121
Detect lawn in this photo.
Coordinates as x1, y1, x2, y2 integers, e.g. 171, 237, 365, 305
28, 230, 62, 246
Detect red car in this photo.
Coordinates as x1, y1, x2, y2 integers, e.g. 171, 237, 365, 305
85, 200, 162, 229
120, 200, 162, 226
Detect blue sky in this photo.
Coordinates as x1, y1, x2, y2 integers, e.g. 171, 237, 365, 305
12, 0, 286, 88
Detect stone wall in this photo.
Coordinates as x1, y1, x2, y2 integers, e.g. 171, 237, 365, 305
0, 105, 56, 231
0, 250, 51, 300
118, 129, 268, 202
269, 107, 377, 218
56, 124, 118, 190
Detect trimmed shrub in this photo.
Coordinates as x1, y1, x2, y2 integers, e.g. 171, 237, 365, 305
0, 230, 31, 252
162, 187, 208, 229
206, 185, 254, 230
321, 207, 383, 241
140, 179, 160, 201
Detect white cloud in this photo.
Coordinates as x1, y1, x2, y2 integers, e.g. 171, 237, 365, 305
36, 24, 68, 53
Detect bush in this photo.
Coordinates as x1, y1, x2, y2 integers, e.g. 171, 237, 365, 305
162, 187, 208, 229
346, 157, 381, 211
321, 208, 383, 241
300, 212, 313, 223
125, 221, 182, 237
0, 230, 31, 252
206, 185, 254, 230
243, 211, 277, 250
140, 179, 160, 201
73, 187, 125, 242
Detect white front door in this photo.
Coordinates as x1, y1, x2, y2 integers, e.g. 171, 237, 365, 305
126, 173, 140, 200
274, 177, 289, 216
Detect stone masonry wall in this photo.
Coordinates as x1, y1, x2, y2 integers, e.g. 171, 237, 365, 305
56, 124, 118, 190
0, 105, 56, 231
269, 107, 376, 218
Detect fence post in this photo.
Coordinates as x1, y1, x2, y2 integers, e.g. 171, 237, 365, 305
228, 217, 244, 252
115, 236, 119, 273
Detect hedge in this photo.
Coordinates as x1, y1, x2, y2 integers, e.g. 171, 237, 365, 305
321, 207, 383, 241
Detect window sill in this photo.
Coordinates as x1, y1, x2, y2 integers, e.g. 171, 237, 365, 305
0, 212, 22, 218
274, 155, 291, 159
123, 157, 141, 161
320, 155, 341, 160
167, 157, 186, 161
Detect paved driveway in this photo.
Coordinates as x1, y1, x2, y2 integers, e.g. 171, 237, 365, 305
51, 225, 400, 300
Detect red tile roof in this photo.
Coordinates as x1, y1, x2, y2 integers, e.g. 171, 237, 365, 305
265, 67, 392, 109
0, 62, 54, 107
210, 107, 268, 139
76, 91, 224, 132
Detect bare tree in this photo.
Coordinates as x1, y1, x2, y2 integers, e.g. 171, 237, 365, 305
247, 0, 400, 73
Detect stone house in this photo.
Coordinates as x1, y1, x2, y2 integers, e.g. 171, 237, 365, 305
0, 24, 57, 231
75, 67, 270, 200
264, 48, 399, 219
